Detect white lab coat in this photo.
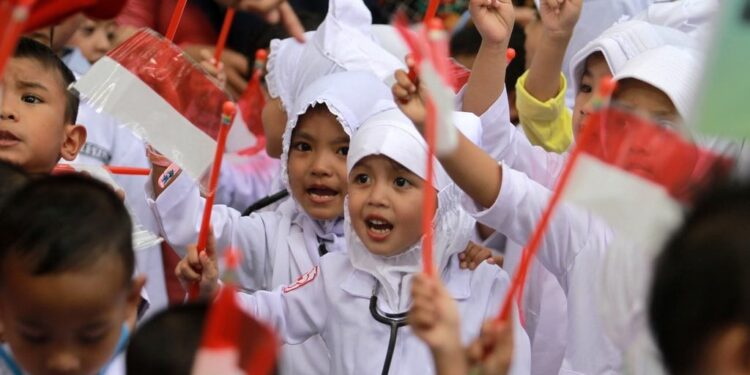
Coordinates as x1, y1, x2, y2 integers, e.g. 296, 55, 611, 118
149, 173, 341, 374
463, 164, 620, 374
236, 252, 531, 375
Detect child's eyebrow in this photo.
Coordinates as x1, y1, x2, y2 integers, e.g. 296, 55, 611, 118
17, 80, 49, 92
292, 131, 314, 141
331, 135, 349, 144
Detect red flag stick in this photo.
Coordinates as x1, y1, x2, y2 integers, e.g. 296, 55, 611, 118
421, 98, 437, 276
213, 7, 236, 64
424, 0, 440, 25
0, 0, 35, 79
189, 101, 236, 299
165, 0, 188, 41
105, 166, 151, 175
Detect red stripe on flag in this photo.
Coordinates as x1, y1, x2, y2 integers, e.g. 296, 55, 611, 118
107, 29, 231, 141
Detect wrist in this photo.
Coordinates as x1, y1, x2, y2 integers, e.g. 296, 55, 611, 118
543, 28, 573, 43
479, 40, 509, 53
430, 335, 464, 356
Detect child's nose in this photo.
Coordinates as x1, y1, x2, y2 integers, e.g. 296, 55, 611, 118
46, 349, 81, 373
366, 182, 389, 207
310, 153, 333, 177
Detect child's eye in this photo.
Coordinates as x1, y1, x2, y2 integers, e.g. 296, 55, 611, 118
353, 174, 370, 184
79, 331, 107, 345
337, 146, 349, 156
21, 95, 43, 104
394, 177, 411, 188
293, 142, 311, 152
579, 84, 593, 94
20, 331, 49, 344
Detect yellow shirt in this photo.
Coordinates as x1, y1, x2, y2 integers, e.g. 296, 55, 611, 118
515, 70, 573, 153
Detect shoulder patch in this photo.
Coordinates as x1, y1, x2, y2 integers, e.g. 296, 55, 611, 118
283, 266, 319, 293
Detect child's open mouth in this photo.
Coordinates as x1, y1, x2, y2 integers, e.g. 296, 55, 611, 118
0, 130, 20, 147
365, 216, 393, 241
306, 185, 339, 204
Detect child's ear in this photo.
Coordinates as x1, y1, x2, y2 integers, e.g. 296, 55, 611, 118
124, 275, 146, 331
60, 124, 87, 161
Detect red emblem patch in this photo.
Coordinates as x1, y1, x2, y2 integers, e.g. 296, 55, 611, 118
283, 266, 319, 293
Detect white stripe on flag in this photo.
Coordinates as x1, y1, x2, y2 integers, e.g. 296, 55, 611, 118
74, 56, 216, 181
562, 154, 683, 242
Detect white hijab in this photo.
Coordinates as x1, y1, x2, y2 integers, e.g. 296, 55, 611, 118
569, 20, 695, 96
344, 109, 478, 312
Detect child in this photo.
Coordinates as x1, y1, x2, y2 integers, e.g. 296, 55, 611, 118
649, 183, 750, 375
0, 174, 144, 375
0, 37, 86, 174
126, 303, 208, 375
394, 43, 708, 374
154, 71, 396, 375
183, 108, 531, 374
68, 18, 117, 65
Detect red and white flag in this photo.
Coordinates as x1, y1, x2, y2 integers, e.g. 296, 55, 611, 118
500, 108, 733, 320
191, 286, 278, 375
73, 29, 231, 180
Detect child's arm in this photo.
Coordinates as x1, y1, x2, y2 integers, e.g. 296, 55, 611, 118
409, 274, 469, 375
461, 0, 515, 116
523, 0, 581, 102
514, 0, 581, 153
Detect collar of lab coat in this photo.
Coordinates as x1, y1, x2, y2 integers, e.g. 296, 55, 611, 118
340, 255, 472, 302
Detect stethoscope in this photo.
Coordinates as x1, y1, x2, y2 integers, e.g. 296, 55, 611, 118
369, 283, 409, 375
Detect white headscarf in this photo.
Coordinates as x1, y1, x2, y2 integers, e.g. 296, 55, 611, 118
344, 109, 479, 312
569, 20, 695, 96
264, 0, 404, 115
633, 0, 719, 44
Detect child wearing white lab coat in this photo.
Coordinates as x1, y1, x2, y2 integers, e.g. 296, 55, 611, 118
149, 71, 395, 374
394, 42, 717, 374
185, 108, 531, 375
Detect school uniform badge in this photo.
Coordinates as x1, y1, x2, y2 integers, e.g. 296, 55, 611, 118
283, 267, 319, 293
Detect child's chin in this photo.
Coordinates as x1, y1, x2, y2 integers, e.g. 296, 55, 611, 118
305, 205, 342, 221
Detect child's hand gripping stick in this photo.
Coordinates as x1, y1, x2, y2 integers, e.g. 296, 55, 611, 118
189, 101, 237, 300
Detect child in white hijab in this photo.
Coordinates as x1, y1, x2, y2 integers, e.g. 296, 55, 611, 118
184, 108, 531, 375
153, 71, 394, 374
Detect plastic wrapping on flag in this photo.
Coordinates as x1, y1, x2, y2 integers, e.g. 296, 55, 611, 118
73, 29, 231, 182
192, 286, 277, 375
574, 108, 733, 204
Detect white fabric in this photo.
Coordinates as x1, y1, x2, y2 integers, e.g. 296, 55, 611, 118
464, 163, 618, 374
569, 20, 696, 96
633, 0, 720, 43
237, 251, 531, 375
613, 45, 702, 121
265, 0, 404, 115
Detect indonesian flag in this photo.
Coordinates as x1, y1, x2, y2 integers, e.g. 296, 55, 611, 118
73, 29, 231, 180
191, 286, 278, 375
501, 107, 733, 320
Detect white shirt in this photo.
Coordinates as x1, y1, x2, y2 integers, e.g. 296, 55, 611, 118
236, 252, 531, 375
148, 173, 344, 374
463, 164, 620, 375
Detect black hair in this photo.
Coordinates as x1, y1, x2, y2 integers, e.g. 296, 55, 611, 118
649, 182, 750, 374
0, 160, 28, 206
0, 173, 133, 284
450, 23, 482, 59
13, 37, 79, 124
449, 22, 526, 91
126, 303, 208, 375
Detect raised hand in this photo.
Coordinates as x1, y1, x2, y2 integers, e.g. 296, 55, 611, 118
469, 0, 516, 47
467, 320, 514, 375
409, 274, 463, 353
392, 68, 427, 131
539, 0, 583, 39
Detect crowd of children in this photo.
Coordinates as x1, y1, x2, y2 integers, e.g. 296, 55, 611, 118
0, 0, 747, 374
